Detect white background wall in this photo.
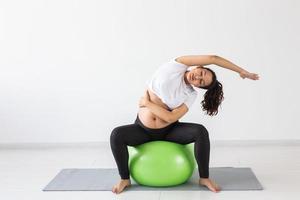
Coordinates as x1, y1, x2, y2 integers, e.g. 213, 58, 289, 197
0, 0, 299, 143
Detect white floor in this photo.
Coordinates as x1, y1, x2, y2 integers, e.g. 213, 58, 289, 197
0, 142, 300, 200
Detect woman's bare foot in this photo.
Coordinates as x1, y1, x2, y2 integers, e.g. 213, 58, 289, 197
199, 178, 221, 193
112, 179, 131, 194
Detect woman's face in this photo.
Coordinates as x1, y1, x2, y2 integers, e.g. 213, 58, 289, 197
186, 66, 213, 88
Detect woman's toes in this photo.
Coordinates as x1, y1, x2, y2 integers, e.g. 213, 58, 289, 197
213, 184, 221, 192
112, 185, 119, 194
209, 186, 217, 192
112, 186, 117, 193
112, 181, 131, 194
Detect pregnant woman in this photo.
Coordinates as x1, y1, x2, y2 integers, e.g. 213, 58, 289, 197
110, 55, 259, 194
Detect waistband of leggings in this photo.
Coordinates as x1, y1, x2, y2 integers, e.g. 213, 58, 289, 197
134, 114, 178, 134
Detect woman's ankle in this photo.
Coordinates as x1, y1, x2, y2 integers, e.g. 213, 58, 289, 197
200, 177, 209, 180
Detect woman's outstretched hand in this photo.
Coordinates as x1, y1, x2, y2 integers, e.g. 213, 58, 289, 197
139, 89, 150, 108
239, 70, 260, 80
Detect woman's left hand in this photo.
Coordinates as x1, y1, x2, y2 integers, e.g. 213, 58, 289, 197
139, 90, 151, 108
239, 70, 260, 80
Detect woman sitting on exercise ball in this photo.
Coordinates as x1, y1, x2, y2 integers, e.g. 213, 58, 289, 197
110, 55, 259, 194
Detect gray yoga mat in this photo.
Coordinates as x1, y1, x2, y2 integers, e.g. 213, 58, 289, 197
43, 167, 263, 191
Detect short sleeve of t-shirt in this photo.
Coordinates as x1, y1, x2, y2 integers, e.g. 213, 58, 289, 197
183, 91, 197, 109
147, 57, 198, 110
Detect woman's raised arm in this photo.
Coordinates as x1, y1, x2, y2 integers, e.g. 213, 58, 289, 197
212, 55, 259, 80
176, 55, 259, 80
175, 55, 217, 66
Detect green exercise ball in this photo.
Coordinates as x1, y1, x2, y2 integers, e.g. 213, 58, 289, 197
128, 141, 195, 187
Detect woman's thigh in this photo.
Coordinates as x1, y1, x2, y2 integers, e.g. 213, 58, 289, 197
110, 124, 153, 146
164, 122, 209, 144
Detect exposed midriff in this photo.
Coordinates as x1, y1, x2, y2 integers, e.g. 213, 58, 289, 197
138, 89, 173, 129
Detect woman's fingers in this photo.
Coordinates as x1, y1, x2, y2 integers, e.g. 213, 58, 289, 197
246, 72, 259, 80
251, 73, 259, 80
239, 70, 259, 80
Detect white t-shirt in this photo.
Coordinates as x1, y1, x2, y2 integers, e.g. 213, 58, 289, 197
147, 58, 198, 110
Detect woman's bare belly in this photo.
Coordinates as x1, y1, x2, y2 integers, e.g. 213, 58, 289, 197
138, 88, 173, 129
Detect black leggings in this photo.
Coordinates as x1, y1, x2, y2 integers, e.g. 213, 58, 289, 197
110, 114, 210, 179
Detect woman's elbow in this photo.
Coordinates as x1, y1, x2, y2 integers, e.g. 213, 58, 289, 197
166, 115, 177, 124
210, 55, 219, 61
209, 55, 220, 64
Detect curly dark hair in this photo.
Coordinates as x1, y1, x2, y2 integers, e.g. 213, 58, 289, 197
199, 67, 224, 116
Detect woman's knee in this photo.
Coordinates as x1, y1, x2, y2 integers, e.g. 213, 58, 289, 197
193, 124, 210, 139
110, 126, 126, 145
